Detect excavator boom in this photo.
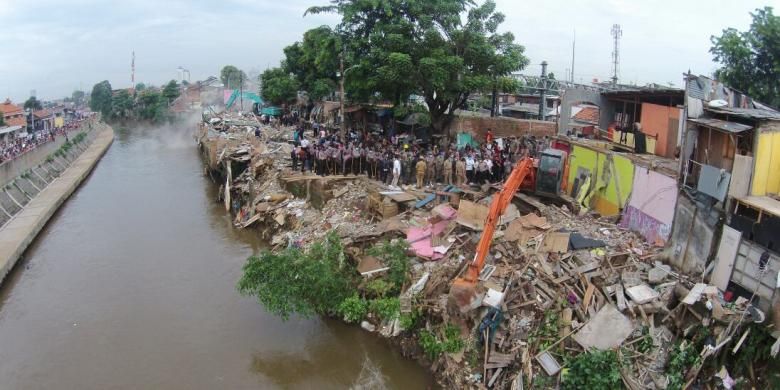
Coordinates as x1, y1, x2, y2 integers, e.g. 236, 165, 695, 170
449, 157, 535, 312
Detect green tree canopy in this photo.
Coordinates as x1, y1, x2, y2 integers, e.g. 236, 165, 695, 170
111, 89, 134, 121
89, 80, 113, 118
220, 65, 246, 89
307, 0, 529, 133
71, 90, 85, 107
136, 90, 166, 122
24, 96, 43, 111
260, 67, 300, 105
162, 80, 181, 103
711, 7, 780, 107
283, 26, 341, 101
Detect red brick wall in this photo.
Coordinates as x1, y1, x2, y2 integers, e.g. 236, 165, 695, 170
449, 115, 557, 140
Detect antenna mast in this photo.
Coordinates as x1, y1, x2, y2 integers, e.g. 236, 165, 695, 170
611, 24, 622, 86
131, 51, 136, 86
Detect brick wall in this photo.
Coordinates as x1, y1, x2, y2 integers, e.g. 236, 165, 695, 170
449, 115, 557, 140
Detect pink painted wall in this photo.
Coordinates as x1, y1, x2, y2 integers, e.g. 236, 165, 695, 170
628, 167, 677, 225
620, 166, 678, 244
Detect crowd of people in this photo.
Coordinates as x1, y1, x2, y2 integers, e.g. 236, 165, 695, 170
0, 123, 81, 164
288, 124, 552, 189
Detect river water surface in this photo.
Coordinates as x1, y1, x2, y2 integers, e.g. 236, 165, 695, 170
0, 126, 434, 389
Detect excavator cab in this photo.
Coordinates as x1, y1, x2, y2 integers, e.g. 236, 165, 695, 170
535, 149, 567, 197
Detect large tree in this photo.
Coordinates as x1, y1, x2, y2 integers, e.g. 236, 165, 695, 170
24, 96, 43, 111
283, 26, 341, 101
111, 89, 134, 121
260, 67, 300, 105
307, 0, 528, 134
711, 7, 780, 107
220, 65, 246, 89
90, 80, 113, 118
71, 90, 86, 107
162, 80, 181, 103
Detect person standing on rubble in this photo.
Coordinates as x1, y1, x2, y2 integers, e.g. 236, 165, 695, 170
443, 154, 453, 185
404, 152, 415, 185
434, 153, 444, 184
415, 155, 427, 189
455, 157, 466, 186
391, 154, 401, 188
291, 146, 299, 171
465, 153, 476, 184
425, 153, 436, 187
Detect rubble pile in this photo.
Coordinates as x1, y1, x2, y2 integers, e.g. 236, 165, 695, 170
198, 113, 778, 389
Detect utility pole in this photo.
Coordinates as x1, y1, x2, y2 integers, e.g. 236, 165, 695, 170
339, 52, 346, 138
239, 72, 244, 112
571, 30, 576, 83
539, 61, 548, 120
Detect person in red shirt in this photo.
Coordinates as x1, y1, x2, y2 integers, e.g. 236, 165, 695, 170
486, 128, 494, 144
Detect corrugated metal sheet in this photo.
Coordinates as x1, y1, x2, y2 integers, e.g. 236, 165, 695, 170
705, 106, 780, 120
688, 118, 752, 133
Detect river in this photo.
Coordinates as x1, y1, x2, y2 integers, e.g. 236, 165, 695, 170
0, 125, 434, 389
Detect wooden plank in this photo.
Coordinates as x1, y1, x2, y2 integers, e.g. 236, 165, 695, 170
576, 261, 600, 274
583, 283, 596, 311
415, 194, 436, 208
615, 284, 627, 311
539, 232, 570, 253
456, 199, 489, 230
711, 225, 741, 291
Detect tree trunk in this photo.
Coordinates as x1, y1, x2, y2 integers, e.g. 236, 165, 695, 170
491, 83, 498, 117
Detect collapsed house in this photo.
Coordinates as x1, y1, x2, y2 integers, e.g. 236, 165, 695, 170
196, 80, 779, 388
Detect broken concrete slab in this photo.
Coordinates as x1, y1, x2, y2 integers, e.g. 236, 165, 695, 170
573, 304, 634, 350
456, 199, 489, 230
625, 284, 659, 304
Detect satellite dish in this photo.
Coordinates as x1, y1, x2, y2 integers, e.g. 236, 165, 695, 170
708, 99, 728, 108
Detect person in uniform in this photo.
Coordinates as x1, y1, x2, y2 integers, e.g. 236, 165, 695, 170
455, 157, 467, 186
415, 155, 427, 188
443, 154, 453, 185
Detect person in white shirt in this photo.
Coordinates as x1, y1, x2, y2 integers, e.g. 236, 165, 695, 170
391, 155, 401, 188
465, 155, 476, 184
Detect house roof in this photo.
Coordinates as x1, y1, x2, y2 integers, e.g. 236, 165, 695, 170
572, 106, 599, 124
0, 100, 23, 116
0, 125, 23, 135
688, 118, 753, 133
33, 109, 52, 119
502, 103, 555, 117
704, 106, 780, 121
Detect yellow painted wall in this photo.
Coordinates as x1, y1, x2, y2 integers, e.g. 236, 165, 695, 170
752, 132, 780, 196
54, 117, 64, 128
611, 131, 657, 155
567, 145, 635, 216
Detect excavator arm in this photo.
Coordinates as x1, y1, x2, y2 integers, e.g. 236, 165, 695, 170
449, 157, 535, 312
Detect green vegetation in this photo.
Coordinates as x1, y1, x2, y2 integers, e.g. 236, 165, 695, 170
528, 310, 559, 350
711, 7, 780, 107
220, 65, 247, 89
561, 350, 622, 390
398, 307, 422, 330
238, 232, 357, 320
337, 294, 368, 323
418, 323, 465, 360
363, 279, 394, 298
666, 341, 700, 390
368, 297, 400, 322
23, 96, 42, 111
365, 240, 411, 295
89, 79, 177, 124
260, 67, 300, 105
282, 25, 341, 101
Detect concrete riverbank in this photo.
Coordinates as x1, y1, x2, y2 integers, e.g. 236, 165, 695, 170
0, 124, 114, 284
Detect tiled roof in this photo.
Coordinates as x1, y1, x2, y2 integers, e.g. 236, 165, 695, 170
572, 106, 599, 124
33, 109, 52, 119
0, 100, 23, 116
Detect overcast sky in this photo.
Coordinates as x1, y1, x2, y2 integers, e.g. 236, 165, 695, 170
0, 0, 773, 102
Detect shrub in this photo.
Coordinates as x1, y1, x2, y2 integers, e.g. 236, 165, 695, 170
338, 295, 368, 323
562, 350, 622, 390
368, 297, 400, 322
237, 232, 357, 320
366, 240, 411, 294
363, 278, 393, 298
418, 323, 465, 360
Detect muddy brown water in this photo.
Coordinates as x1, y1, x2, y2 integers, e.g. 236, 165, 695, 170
0, 126, 435, 389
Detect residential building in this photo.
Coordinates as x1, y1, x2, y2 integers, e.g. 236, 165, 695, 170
0, 99, 27, 130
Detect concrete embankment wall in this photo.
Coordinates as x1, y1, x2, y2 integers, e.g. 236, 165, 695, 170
0, 133, 73, 187
0, 122, 114, 285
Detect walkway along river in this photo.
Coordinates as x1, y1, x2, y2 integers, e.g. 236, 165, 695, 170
0, 124, 434, 389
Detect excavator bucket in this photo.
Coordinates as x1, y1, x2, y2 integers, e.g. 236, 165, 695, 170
448, 277, 481, 313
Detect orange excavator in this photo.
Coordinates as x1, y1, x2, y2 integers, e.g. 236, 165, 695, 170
449, 157, 536, 312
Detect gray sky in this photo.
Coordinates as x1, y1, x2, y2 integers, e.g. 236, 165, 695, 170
0, 0, 774, 102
